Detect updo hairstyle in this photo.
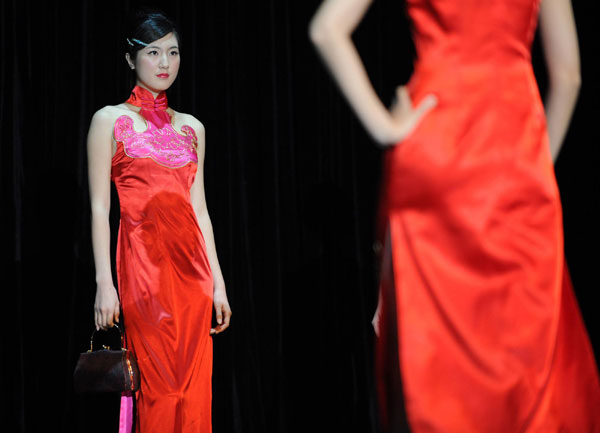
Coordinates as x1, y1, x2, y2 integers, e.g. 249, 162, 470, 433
125, 7, 181, 60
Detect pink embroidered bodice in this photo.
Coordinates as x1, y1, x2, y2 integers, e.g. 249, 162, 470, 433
111, 85, 201, 224
112, 85, 198, 169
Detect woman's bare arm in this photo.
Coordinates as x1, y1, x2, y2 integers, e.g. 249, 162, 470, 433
87, 108, 120, 331
538, 0, 581, 162
189, 120, 232, 334
309, 0, 436, 146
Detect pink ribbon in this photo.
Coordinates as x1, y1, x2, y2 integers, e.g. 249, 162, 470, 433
119, 392, 134, 433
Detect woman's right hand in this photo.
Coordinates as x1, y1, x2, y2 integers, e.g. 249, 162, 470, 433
94, 284, 120, 331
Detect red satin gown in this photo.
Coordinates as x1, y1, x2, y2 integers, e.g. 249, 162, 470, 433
111, 85, 213, 432
375, 1, 600, 432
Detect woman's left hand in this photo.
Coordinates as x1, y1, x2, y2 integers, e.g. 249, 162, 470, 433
384, 85, 437, 147
210, 288, 232, 335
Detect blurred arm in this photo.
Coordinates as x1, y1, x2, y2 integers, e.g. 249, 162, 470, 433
538, 0, 581, 162
309, 0, 436, 146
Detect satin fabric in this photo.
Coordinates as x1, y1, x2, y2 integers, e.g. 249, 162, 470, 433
375, 1, 600, 432
111, 85, 213, 433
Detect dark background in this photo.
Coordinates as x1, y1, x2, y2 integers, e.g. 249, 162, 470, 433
1, 1, 598, 432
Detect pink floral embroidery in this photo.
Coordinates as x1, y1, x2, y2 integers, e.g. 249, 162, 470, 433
114, 115, 198, 168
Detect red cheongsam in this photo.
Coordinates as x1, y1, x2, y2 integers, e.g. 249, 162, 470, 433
111, 85, 213, 433
375, 1, 600, 432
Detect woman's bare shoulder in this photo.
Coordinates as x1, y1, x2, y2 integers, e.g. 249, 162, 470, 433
91, 104, 136, 126
172, 109, 205, 133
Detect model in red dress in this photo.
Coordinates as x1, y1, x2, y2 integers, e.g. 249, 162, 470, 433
310, 0, 600, 431
87, 17, 231, 433
111, 85, 214, 432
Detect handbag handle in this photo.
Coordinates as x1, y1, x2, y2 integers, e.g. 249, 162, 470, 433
88, 324, 125, 352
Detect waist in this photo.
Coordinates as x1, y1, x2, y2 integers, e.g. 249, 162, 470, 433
408, 54, 539, 104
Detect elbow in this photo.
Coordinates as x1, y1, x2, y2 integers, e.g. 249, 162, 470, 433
309, 16, 335, 47
562, 69, 582, 90
308, 18, 325, 46
571, 70, 582, 90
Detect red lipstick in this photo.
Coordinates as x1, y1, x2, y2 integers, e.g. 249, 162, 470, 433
157, 73, 169, 79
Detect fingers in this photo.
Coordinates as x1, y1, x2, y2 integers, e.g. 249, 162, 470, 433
109, 301, 120, 328
390, 88, 437, 143
103, 302, 119, 329
401, 93, 436, 139
413, 93, 438, 120
94, 300, 120, 331
101, 309, 108, 330
223, 305, 232, 329
216, 304, 223, 326
97, 307, 107, 331
212, 302, 232, 335
217, 305, 232, 333
396, 84, 437, 121
385, 85, 437, 146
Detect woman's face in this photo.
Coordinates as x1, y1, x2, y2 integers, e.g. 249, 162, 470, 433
127, 32, 180, 94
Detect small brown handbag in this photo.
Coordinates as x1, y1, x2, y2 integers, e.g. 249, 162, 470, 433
73, 324, 140, 394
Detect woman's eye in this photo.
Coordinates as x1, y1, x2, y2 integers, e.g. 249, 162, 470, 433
148, 50, 158, 55
170, 51, 179, 56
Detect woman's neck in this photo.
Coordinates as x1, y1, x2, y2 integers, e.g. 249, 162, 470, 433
135, 82, 161, 99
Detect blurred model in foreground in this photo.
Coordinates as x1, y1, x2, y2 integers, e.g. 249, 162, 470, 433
310, 0, 600, 431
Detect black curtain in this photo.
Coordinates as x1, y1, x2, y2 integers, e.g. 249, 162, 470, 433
1, 1, 598, 432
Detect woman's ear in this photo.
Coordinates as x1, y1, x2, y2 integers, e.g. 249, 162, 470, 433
125, 52, 135, 70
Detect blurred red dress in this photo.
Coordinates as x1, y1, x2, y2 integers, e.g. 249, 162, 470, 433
375, 0, 600, 432
111, 85, 213, 432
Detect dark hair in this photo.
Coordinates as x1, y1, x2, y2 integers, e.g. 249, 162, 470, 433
125, 7, 181, 59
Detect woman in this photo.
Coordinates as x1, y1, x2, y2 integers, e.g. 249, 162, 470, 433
310, 0, 600, 432
87, 8, 231, 433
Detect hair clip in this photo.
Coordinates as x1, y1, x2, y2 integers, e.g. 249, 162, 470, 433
126, 38, 148, 47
